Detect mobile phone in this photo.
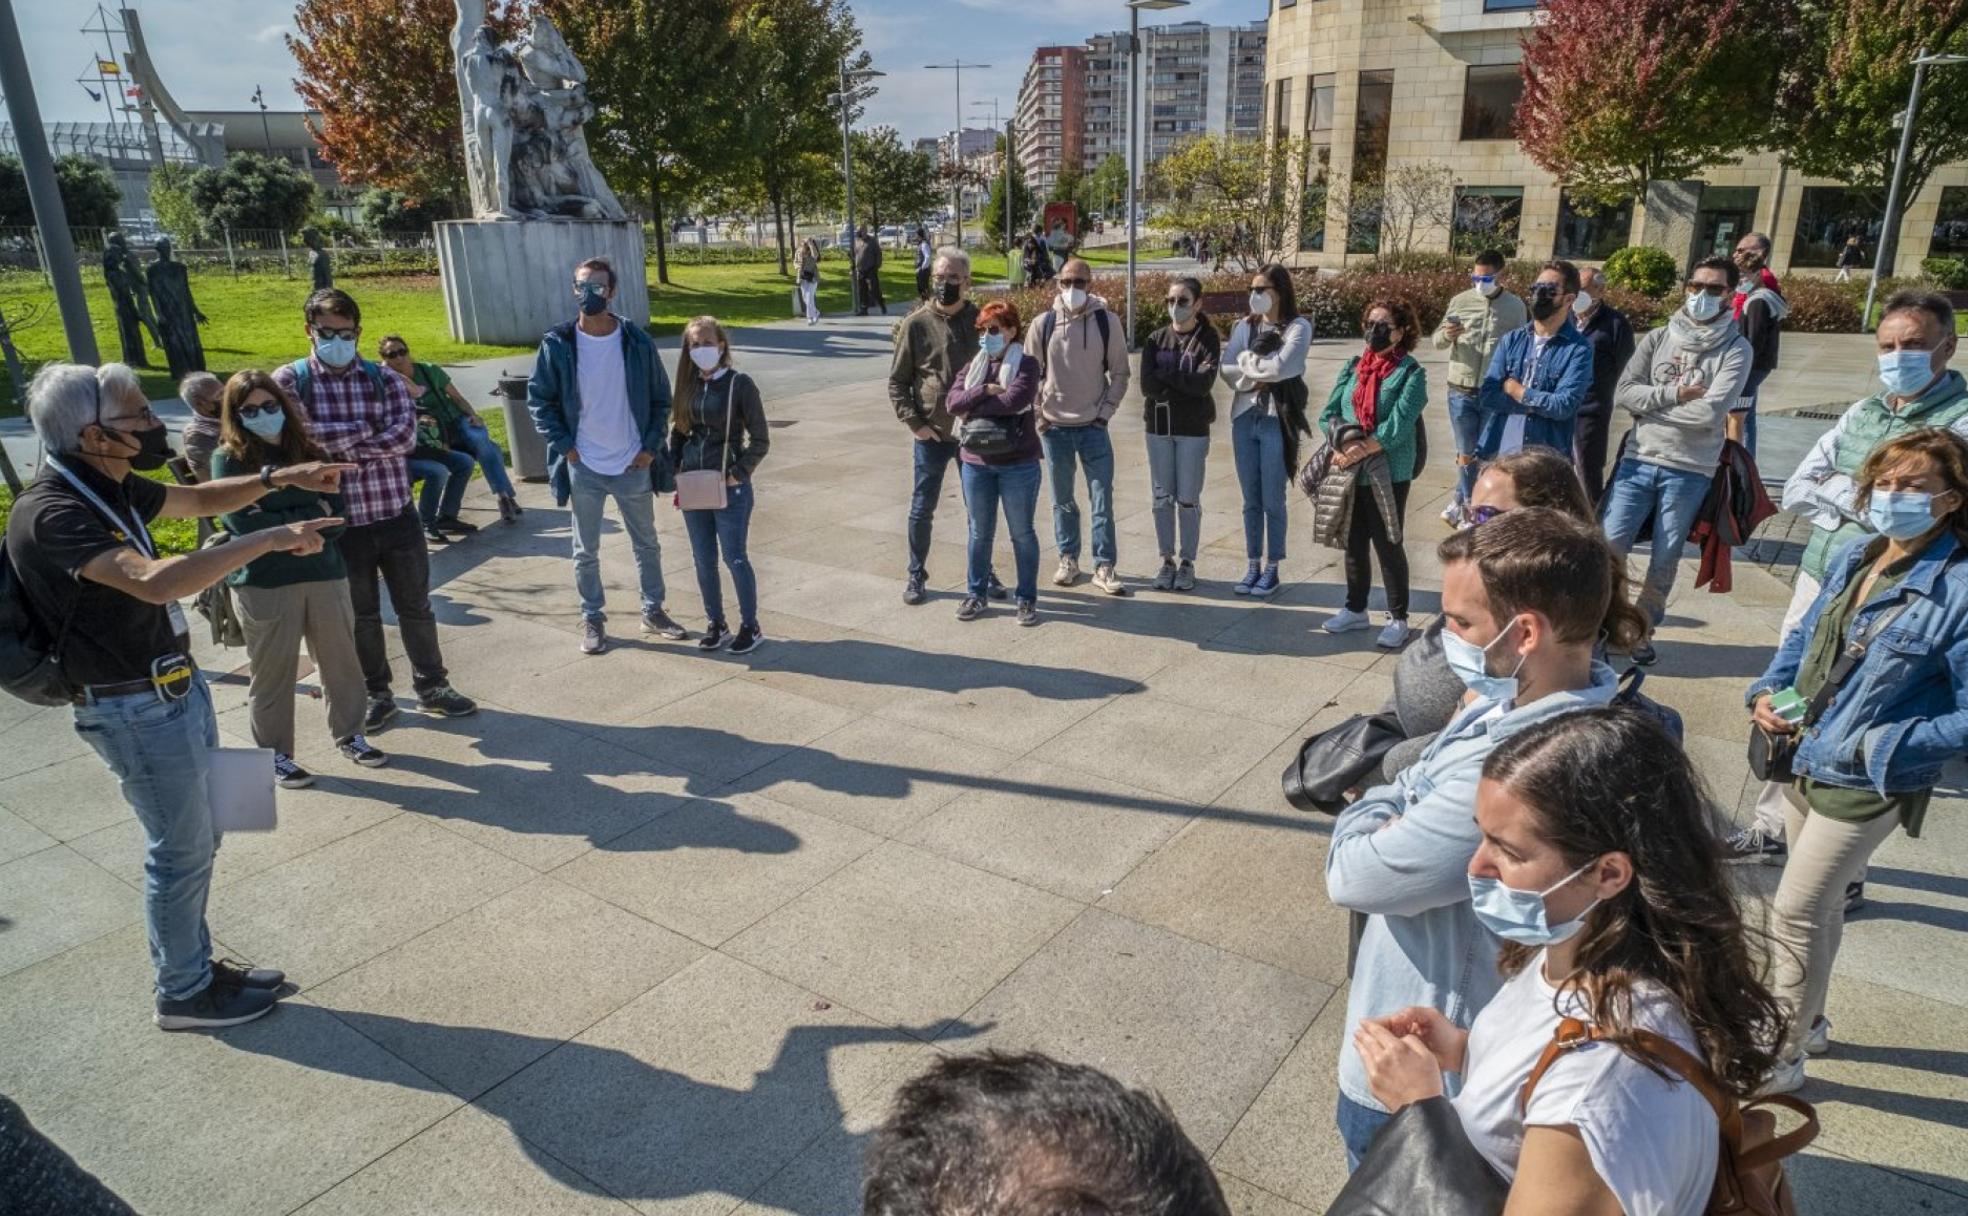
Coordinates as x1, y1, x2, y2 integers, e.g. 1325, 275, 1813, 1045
1769, 687, 1807, 724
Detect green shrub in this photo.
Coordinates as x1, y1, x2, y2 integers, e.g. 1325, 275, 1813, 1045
1603, 246, 1678, 297
1779, 276, 1865, 334
1921, 256, 1968, 290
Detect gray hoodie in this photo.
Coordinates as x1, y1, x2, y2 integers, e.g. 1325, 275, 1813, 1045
1614, 309, 1753, 475
1025, 293, 1131, 427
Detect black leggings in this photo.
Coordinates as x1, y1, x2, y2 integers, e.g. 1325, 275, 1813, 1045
1344, 480, 1410, 618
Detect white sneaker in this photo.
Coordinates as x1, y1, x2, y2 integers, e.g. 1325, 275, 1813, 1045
1804, 1016, 1830, 1057
1758, 1054, 1806, 1096
1376, 619, 1412, 649
1441, 504, 1462, 528
1324, 607, 1372, 634
1053, 557, 1081, 587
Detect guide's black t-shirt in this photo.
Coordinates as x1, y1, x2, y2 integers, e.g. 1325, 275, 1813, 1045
4, 461, 179, 687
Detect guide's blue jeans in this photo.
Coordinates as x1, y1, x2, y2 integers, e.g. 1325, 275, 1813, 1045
683, 480, 758, 628
1042, 423, 1116, 566
961, 459, 1041, 602
72, 673, 220, 1002
1600, 457, 1713, 623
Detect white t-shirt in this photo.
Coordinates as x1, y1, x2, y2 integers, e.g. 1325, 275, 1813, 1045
1499, 332, 1553, 455
573, 324, 640, 476
1452, 951, 1717, 1216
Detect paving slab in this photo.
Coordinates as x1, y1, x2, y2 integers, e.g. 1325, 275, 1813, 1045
0, 802, 55, 864
1210, 985, 1354, 1212
733, 715, 1021, 838
613, 680, 861, 784
0, 846, 136, 978
0, 750, 134, 841
1031, 692, 1297, 805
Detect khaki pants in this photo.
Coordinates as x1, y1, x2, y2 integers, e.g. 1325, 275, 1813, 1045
235, 579, 367, 756
1750, 570, 1825, 839
1769, 792, 1900, 1059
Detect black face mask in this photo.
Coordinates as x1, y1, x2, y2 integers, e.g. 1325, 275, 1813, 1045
1529, 287, 1563, 321
935, 279, 962, 307
102, 424, 175, 472
578, 284, 611, 316
1365, 321, 1394, 353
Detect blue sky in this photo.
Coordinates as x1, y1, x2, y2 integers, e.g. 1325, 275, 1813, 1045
22, 0, 1269, 145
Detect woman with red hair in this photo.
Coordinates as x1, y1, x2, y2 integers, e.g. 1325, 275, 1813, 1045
946, 299, 1043, 625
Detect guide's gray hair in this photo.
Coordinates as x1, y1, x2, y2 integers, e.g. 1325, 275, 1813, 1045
27, 362, 143, 453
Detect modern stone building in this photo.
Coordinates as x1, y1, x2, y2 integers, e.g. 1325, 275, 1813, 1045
1264, 0, 1968, 273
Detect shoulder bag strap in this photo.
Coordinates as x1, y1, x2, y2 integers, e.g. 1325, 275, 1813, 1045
719, 376, 738, 478
1800, 597, 1914, 728
1518, 1019, 1735, 1129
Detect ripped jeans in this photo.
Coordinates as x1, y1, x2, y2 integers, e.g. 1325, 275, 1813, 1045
1145, 433, 1209, 562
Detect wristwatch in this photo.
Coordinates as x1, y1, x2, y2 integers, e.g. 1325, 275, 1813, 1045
260, 464, 279, 490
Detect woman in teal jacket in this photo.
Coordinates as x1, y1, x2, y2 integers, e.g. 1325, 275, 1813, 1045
1320, 298, 1429, 649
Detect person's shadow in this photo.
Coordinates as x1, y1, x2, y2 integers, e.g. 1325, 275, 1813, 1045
223, 1004, 989, 1211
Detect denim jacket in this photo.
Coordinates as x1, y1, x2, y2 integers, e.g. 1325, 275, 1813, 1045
1748, 530, 1968, 795
1475, 321, 1594, 459
527, 316, 675, 506
1327, 664, 1621, 1111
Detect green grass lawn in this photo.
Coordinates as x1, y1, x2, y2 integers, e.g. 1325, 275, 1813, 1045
0, 246, 1127, 415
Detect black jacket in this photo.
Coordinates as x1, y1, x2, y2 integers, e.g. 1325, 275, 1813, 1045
1740, 295, 1783, 377
1576, 302, 1636, 417
668, 370, 770, 481
1139, 322, 1221, 437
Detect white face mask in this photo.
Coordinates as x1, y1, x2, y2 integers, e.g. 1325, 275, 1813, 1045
689, 345, 723, 372
1059, 286, 1088, 312
1249, 290, 1273, 316
1572, 292, 1594, 316
1685, 290, 1725, 323
1477, 280, 1501, 298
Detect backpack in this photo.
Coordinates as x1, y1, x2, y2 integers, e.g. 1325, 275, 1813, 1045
1034, 307, 1112, 372
1614, 664, 1684, 742
0, 540, 72, 707
1521, 1017, 1817, 1216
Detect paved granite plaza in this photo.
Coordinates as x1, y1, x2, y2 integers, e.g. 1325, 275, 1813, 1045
1, 312, 1963, 1215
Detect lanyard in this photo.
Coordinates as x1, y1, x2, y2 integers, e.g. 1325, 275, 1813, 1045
45, 456, 156, 559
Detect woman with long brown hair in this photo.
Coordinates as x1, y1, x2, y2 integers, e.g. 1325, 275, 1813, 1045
669, 316, 770, 654
1356, 706, 1785, 1212
213, 370, 385, 787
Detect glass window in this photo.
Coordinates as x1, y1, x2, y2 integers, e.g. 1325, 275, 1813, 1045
1693, 185, 1758, 260
1555, 192, 1634, 261
1453, 186, 1524, 257
1484, 0, 1537, 8
1301, 145, 1332, 253
1347, 70, 1395, 255
1931, 186, 1968, 258
1459, 65, 1522, 142
1789, 186, 1884, 268
1306, 72, 1336, 138
1272, 78, 1293, 138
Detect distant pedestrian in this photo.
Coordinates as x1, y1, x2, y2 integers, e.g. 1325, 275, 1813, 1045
1433, 250, 1527, 524
175, 371, 224, 483
670, 316, 770, 654
797, 237, 821, 326
1139, 276, 1219, 592
1730, 231, 1788, 457
1568, 267, 1636, 507
914, 225, 934, 301
855, 226, 887, 316
1834, 235, 1863, 283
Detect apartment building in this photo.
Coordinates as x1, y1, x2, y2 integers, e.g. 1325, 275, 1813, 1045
1265, 0, 1968, 272
1015, 46, 1086, 198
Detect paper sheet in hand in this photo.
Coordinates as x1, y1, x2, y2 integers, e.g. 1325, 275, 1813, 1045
207, 747, 278, 832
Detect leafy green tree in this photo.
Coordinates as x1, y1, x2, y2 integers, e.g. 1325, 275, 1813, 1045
536, 0, 741, 284
1774, 0, 1968, 276
1086, 153, 1129, 221
0, 155, 122, 229
188, 152, 317, 237
847, 127, 939, 231
981, 133, 1034, 252
1158, 134, 1308, 270
147, 162, 206, 241
1516, 0, 1793, 208
359, 187, 458, 238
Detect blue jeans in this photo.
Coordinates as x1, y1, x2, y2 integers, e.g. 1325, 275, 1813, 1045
1231, 409, 1287, 563
909, 438, 961, 577
1600, 457, 1713, 623
72, 673, 220, 1001
569, 460, 666, 624
1735, 367, 1770, 459
1042, 423, 1117, 566
682, 480, 758, 628
1337, 1093, 1393, 1173
1447, 388, 1484, 507
454, 419, 515, 497
408, 448, 474, 524
961, 459, 1042, 602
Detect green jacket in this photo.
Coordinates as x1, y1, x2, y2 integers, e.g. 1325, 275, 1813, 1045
1321, 354, 1428, 483
1431, 286, 1526, 391
211, 449, 347, 588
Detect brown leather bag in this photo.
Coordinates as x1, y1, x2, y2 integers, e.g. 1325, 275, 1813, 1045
1519, 1017, 1818, 1216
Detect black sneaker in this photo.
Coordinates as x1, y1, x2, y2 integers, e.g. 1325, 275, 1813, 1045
155, 969, 278, 1031
729, 623, 764, 655
422, 522, 451, 543
1016, 599, 1039, 627
497, 495, 519, 524
273, 753, 315, 790
1844, 880, 1866, 915
699, 621, 731, 651
956, 595, 987, 621
903, 573, 928, 606
642, 609, 689, 641
364, 696, 398, 733
435, 515, 478, 534
337, 734, 388, 768
211, 957, 284, 990
1631, 640, 1658, 666
417, 684, 478, 718
1721, 824, 1787, 866
986, 573, 1010, 601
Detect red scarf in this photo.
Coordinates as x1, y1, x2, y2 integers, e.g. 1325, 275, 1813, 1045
1732, 266, 1781, 319
1351, 348, 1401, 431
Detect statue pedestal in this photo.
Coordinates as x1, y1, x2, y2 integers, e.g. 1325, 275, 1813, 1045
435, 219, 649, 345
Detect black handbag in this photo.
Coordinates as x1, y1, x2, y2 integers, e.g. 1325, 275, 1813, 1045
1282, 711, 1406, 814
1322, 1096, 1507, 1216
1748, 600, 1910, 784
958, 414, 1023, 458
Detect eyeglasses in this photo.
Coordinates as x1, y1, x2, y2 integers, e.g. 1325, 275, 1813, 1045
103, 406, 160, 428
237, 398, 283, 419
1685, 280, 1732, 297
1058, 277, 1090, 289
1468, 504, 1506, 526
981, 326, 1009, 337
312, 326, 358, 341
379, 348, 408, 359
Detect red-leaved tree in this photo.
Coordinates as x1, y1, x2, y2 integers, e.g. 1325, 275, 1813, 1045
1516, 0, 1794, 209
288, 0, 525, 210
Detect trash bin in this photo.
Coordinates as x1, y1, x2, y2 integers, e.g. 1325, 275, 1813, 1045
496, 374, 549, 482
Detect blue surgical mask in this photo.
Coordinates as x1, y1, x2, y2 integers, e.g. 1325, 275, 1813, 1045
314, 335, 357, 367
1469, 859, 1601, 946
1440, 616, 1526, 701
982, 332, 1007, 357
1867, 490, 1946, 541
1879, 349, 1938, 399
241, 411, 287, 440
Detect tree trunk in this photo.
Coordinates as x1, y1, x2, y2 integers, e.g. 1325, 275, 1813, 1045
649, 175, 670, 285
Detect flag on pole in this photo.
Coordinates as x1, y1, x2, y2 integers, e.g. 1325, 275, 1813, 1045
81, 83, 103, 102
98, 59, 121, 75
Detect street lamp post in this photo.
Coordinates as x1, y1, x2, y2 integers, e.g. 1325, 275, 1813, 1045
830, 59, 884, 316
926, 60, 990, 247
1865, 49, 1968, 325
1125, 0, 1189, 349
251, 84, 273, 153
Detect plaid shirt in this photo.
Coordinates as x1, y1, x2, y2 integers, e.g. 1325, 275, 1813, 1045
273, 355, 417, 527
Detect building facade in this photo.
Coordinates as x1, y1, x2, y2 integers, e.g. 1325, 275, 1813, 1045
1016, 46, 1086, 199
1264, 0, 1968, 273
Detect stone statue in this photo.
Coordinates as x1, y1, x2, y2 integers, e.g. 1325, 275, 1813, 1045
450, 1, 625, 222
101, 232, 158, 368
146, 237, 207, 378
302, 227, 334, 290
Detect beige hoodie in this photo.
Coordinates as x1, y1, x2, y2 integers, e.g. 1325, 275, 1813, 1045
1024, 293, 1131, 427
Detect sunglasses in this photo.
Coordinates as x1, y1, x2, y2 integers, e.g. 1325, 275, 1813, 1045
379, 347, 408, 359
312, 326, 358, 341
1166, 296, 1194, 306
1470, 274, 1497, 284
1058, 277, 1090, 289
237, 398, 283, 420
1468, 504, 1506, 526
1685, 280, 1732, 297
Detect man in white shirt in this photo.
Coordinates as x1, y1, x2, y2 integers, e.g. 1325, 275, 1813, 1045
527, 256, 688, 655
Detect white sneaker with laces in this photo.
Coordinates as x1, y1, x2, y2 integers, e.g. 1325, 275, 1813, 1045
1804, 1016, 1830, 1057
1758, 1053, 1806, 1096
1324, 607, 1372, 634
1376, 618, 1412, 649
